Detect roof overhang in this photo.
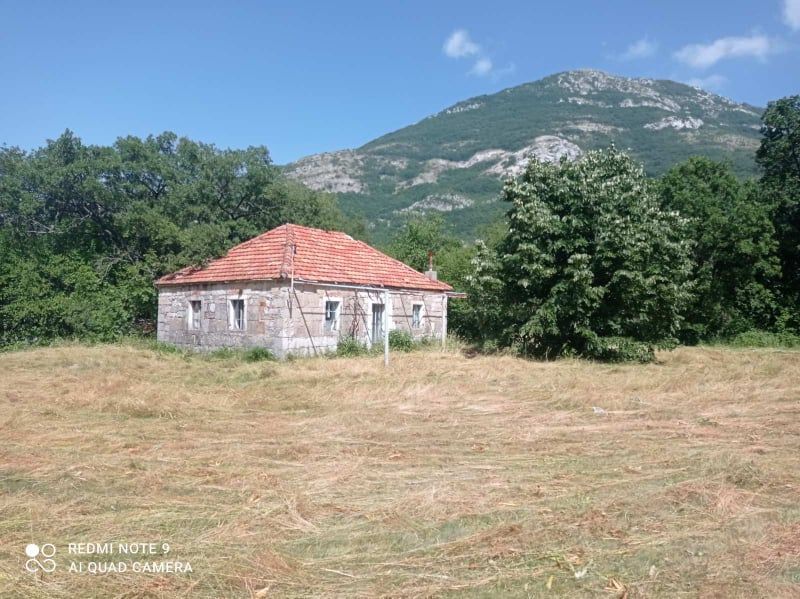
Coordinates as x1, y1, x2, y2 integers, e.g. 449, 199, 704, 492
155, 276, 454, 294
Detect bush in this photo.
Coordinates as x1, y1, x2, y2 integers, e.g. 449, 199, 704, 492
335, 336, 369, 357
585, 336, 656, 363
388, 330, 414, 352
479, 339, 501, 354
243, 347, 275, 362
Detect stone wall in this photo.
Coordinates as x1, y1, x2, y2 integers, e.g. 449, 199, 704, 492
156, 281, 285, 354
156, 280, 446, 357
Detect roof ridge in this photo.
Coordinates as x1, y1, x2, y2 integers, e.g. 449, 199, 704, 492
227, 225, 281, 253
355, 239, 437, 278
279, 223, 294, 278
279, 223, 353, 238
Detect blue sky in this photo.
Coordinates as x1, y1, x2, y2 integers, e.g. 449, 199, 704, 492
1, 0, 798, 163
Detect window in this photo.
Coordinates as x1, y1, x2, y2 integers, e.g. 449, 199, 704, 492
371, 303, 385, 345
189, 300, 202, 330
412, 303, 422, 329
324, 300, 340, 332
229, 299, 245, 331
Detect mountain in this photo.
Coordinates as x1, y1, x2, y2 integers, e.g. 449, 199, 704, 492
285, 70, 764, 241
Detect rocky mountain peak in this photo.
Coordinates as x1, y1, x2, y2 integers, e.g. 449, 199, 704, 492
284, 70, 763, 241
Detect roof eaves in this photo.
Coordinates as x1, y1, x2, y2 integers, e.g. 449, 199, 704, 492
155, 276, 280, 287
288, 276, 451, 292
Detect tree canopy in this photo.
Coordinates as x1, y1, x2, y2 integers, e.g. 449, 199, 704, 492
756, 95, 800, 322
658, 157, 779, 342
464, 149, 693, 361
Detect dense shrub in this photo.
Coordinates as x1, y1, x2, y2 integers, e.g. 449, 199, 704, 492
388, 330, 414, 352
585, 336, 655, 363
335, 336, 369, 357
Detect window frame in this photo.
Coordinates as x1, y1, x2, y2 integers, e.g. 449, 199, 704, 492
229, 298, 246, 331
411, 302, 423, 329
324, 298, 341, 332
369, 300, 386, 346
188, 299, 202, 330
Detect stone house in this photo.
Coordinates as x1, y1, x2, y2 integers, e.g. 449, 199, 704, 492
156, 224, 457, 357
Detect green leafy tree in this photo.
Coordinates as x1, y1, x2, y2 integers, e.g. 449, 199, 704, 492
756, 95, 800, 327
473, 148, 693, 361
460, 241, 505, 346
384, 216, 488, 339
0, 130, 364, 345
757, 96, 800, 184
658, 158, 780, 341
385, 216, 462, 274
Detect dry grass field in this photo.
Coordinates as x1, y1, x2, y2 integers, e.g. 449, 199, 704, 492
1, 343, 799, 598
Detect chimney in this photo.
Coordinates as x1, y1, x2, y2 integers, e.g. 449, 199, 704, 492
424, 250, 438, 281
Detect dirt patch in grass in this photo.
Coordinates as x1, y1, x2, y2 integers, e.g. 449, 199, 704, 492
1, 344, 799, 597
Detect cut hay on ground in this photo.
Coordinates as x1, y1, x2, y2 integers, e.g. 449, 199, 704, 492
1, 344, 799, 597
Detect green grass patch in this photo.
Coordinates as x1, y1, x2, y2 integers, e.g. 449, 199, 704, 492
718, 330, 800, 349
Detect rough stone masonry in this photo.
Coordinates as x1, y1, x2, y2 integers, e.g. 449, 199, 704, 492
157, 280, 447, 358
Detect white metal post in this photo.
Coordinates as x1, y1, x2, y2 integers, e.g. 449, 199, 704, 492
288, 244, 296, 318
383, 289, 389, 366
442, 293, 448, 349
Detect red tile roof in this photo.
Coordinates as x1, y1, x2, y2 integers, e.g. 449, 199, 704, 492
156, 224, 453, 292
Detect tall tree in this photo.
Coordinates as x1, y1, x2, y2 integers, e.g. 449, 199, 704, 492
471, 148, 693, 361
659, 158, 780, 341
756, 95, 800, 325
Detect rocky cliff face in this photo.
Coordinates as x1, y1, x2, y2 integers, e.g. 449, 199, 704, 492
285, 150, 365, 194
284, 70, 763, 240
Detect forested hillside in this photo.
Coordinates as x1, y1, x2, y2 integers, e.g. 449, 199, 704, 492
286, 70, 763, 241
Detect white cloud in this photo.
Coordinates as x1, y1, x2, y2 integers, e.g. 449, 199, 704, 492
470, 57, 493, 76
443, 30, 480, 58
784, 0, 800, 30
443, 29, 502, 77
684, 74, 727, 91
674, 34, 782, 68
619, 37, 658, 60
